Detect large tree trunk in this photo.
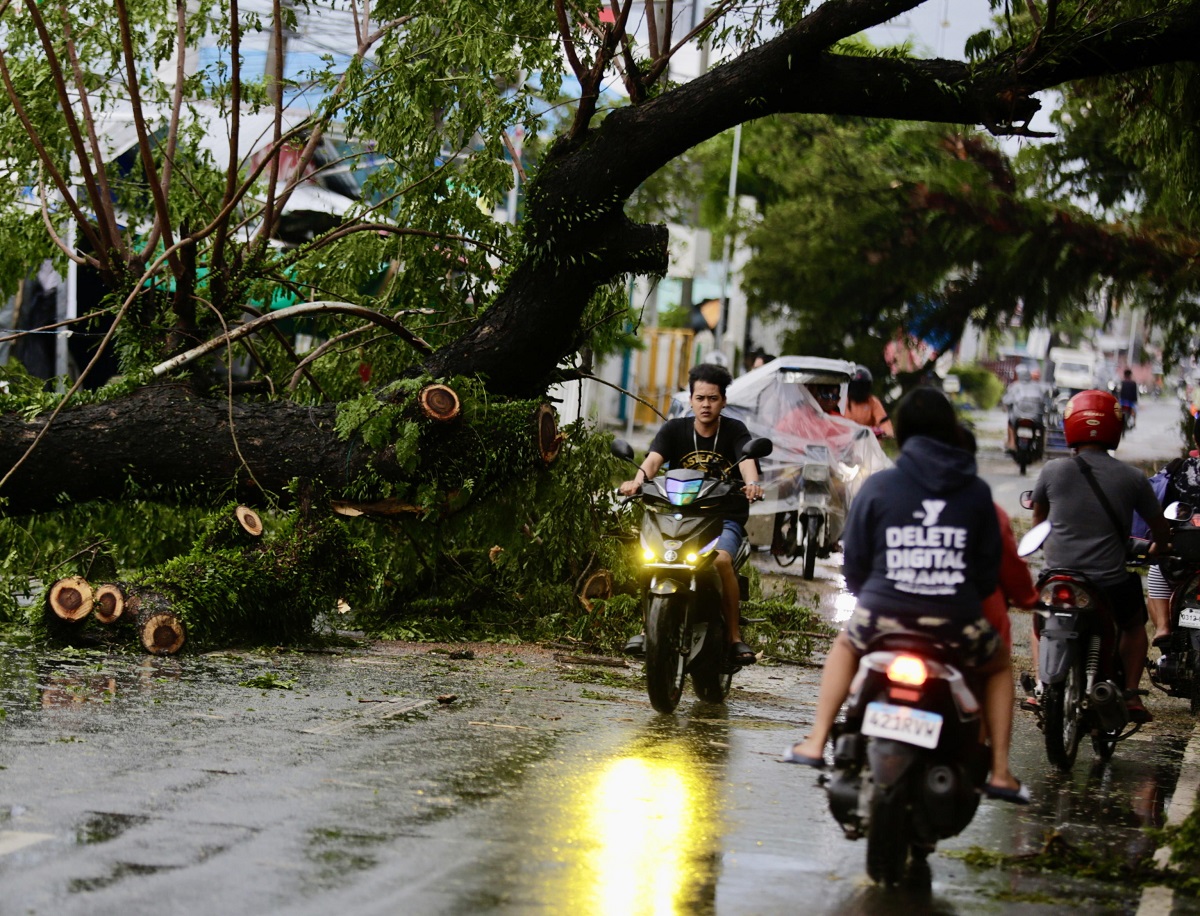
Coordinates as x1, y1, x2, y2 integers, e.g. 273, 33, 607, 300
0, 381, 559, 516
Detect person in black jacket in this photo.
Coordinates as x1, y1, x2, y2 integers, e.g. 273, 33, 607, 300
784, 388, 1028, 804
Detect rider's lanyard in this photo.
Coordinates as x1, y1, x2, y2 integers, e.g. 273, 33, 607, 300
693, 417, 720, 457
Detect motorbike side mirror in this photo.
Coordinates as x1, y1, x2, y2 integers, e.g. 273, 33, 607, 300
1018, 520, 1052, 557
610, 438, 636, 463
739, 437, 774, 460
1164, 501, 1193, 522
1019, 490, 1034, 511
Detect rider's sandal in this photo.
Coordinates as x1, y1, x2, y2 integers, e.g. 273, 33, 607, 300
985, 779, 1032, 805
1152, 634, 1172, 650
1126, 701, 1153, 724
729, 641, 757, 666
781, 743, 826, 769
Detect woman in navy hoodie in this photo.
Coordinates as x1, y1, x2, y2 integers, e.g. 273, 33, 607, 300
784, 387, 1028, 804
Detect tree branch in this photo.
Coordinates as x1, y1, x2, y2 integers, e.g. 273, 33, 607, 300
113, 0, 182, 276
150, 301, 434, 379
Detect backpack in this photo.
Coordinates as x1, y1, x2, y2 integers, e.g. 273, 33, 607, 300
1131, 462, 1176, 539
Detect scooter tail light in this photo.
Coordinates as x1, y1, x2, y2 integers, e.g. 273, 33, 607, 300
1041, 579, 1088, 607
886, 654, 927, 687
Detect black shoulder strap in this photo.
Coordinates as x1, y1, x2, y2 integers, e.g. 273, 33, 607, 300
1073, 455, 1127, 542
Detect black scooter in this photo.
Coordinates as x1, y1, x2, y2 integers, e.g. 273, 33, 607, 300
821, 633, 987, 886
612, 437, 772, 713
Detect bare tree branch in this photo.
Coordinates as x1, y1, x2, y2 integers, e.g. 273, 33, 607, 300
554, 0, 586, 81
113, 0, 182, 276
57, 2, 125, 258
20, 0, 120, 265
150, 301, 434, 379
0, 49, 108, 260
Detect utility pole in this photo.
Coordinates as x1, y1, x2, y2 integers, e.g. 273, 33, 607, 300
713, 123, 741, 355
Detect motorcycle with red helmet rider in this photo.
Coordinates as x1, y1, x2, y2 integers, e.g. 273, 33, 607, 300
1019, 389, 1170, 769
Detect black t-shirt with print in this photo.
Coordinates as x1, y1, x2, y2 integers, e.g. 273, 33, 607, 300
648, 416, 752, 526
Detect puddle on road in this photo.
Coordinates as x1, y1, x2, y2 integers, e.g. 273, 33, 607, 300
75, 811, 151, 845
68, 861, 182, 893
449, 713, 731, 913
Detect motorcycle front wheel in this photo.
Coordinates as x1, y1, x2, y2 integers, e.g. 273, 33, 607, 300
1043, 653, 1085, 771
866, 783, 909, 886
802, 514, 820, 580
644, 593, 688, 713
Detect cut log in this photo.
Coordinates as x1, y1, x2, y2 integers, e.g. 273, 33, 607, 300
139, 608, 186, 656
92, 584, 126, 624
200, 503, 268, 551
417, 383, 461, 422
48, 577, 93, 621
577, 569, 614, 611
534, 403, 563, 464
330, 497, 424, 517
235, 505, 264, 536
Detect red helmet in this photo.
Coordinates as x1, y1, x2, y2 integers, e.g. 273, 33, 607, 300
1063, 389, 1122, 449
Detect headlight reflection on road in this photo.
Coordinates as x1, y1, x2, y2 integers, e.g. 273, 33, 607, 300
586, 750, 712, 915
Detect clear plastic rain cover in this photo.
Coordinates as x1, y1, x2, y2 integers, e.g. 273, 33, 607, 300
719, 368, 893, 522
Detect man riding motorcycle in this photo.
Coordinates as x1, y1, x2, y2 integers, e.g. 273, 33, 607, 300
1029, 389, 1170, 723
619, 362, 764, 666
1003, 364, 1052, 454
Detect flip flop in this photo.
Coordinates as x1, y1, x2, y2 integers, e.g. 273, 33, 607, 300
729, 641, 757, 666
1152, 635, 1172, 650
781, 744, 826, 768
1127, 701, 1154, 724
985, 779, 1031, 805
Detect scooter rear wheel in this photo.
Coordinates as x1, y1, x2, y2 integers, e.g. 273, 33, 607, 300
1043, 654, 1084, 771
644, 594, 687, 713
866, 784, 909, 886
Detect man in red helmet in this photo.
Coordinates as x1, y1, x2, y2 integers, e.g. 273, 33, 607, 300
1029, 389, 1171, 722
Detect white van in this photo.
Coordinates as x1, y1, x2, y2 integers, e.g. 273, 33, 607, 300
1048, 347, 1099, 395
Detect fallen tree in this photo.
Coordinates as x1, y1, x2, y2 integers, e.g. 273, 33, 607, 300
4, 1, 1200, 645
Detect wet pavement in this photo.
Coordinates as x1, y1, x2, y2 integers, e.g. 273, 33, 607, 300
1, 611, 1198, 914
0, 399, 1197, 914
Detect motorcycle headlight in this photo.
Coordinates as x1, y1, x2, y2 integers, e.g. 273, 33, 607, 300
642, 548, 656, 563
802, 463, 830, 484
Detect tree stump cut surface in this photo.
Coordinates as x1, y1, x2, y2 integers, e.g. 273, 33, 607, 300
92, 584, 126, 624
49, 577, 94, 621
418, 384, 462, 422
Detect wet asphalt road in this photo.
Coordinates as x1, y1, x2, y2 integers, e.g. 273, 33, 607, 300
0, 399, 1198, 915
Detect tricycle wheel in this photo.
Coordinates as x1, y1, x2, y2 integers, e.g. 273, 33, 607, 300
803, 514, 820, 580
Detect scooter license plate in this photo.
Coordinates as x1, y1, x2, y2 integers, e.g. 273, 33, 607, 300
1179, 605, 1200, 629
1017, 427, 1035, 438
861, 701, 943, 749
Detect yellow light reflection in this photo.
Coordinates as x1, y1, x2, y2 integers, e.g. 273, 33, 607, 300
582, 751, 712, 916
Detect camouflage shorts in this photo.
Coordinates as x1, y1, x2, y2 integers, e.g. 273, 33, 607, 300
844, 607, 1000, 668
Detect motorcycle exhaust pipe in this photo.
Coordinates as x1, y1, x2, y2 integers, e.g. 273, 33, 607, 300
1088, 681, 1129, 732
